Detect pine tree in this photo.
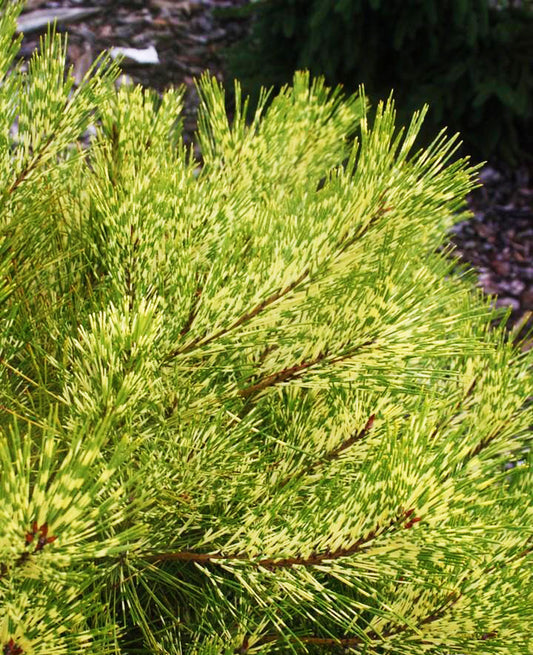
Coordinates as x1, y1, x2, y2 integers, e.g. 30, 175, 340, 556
1, 2, 532, 653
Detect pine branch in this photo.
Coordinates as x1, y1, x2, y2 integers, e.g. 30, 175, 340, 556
465, 406, 528, 461
235, 589, 461, 652
2, 36, 531, 651
0, 522, 57, 581
125, 223, 140, 314
4, 134, 53, 197
163, 268, 311, 361
236, 579, 504, 652
163, 192, 389, 365
143, 506, 420, 567
429, 378, 477, 441
238, 342, 375, 399
336, 188, 393, 256
275, 414, 376, 491
179, 274, 203, 338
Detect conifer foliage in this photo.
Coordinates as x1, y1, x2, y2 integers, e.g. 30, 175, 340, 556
0, 2, 532, 653
223, 0, 533, 162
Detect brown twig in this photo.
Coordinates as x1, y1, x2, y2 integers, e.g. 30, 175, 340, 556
429, 378, 477, 441
238, 356, 320, 399
144, 510, 404, 567
163, 268, 310, 362
275, 414, 376, 491
163, 189, 391, 364
238, 342, 374, 400
179, 275, 203, 338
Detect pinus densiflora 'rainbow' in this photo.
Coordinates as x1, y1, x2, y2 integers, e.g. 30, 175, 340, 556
0, 2, 531, 654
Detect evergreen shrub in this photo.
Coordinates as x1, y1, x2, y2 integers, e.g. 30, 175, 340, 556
222, 0, 533, 163
1, 2, 532, 653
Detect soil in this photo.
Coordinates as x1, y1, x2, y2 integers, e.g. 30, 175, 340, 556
15, 0, 533, 346
451, 164, 533, 344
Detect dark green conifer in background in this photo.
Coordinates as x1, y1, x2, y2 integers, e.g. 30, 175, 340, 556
222, 0, 533, 163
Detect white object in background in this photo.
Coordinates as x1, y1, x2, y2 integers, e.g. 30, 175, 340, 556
110, 46, 160, 65
16, 8, 100, 33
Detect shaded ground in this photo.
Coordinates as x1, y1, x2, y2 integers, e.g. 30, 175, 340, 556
451, 164, 533, 343
16, 0, 533, 344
